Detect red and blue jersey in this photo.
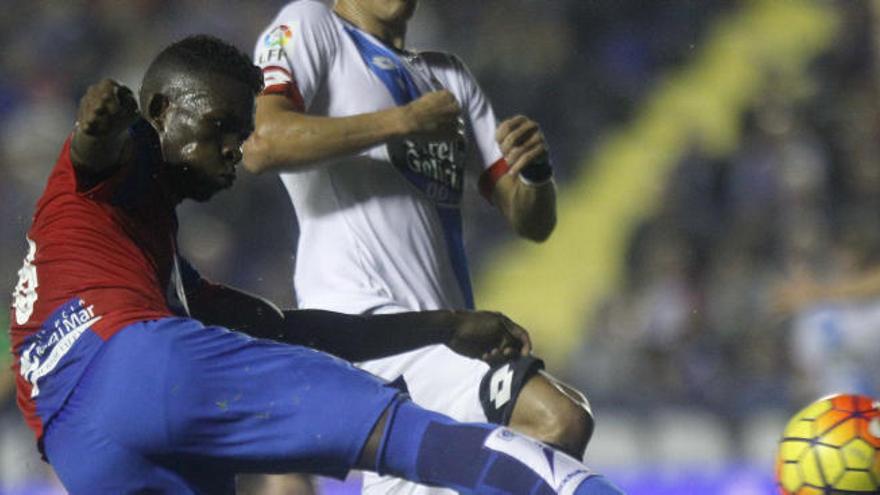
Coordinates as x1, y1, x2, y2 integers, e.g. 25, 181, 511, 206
9, 120, 180, 442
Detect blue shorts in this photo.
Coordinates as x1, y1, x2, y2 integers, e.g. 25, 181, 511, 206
42, 317, 401, 494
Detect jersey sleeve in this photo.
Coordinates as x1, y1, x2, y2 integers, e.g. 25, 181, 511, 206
76, 119, 166, 206
254, 1, 339, 112
59, 132, 136, 203
447, 55, 510, 202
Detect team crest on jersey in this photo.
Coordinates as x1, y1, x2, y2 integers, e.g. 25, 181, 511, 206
259, 25, 293, 64
263, 24, 292, 49
371, 55, 397, 70
388, 137, 465, 206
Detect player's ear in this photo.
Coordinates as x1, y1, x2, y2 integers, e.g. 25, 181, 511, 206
145, 93, 170, 131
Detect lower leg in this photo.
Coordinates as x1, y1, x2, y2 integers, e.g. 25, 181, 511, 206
358, 400, 622, 495
236, 474, 316, 495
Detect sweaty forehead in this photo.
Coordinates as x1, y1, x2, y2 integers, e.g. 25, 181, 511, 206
166, 72, 253, 116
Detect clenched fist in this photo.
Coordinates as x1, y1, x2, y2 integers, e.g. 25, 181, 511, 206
496, 115, 549, 175
76, 79, 140, 137
398, 90, 463, 140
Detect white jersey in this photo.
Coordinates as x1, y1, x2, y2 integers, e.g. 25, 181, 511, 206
255, 4, 513, 494
254, 0, 505, 315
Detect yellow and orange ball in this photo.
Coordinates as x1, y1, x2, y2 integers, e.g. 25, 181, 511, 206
776, 394, 880, 494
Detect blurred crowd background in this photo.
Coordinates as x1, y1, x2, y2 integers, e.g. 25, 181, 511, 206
2, 1, 879, 493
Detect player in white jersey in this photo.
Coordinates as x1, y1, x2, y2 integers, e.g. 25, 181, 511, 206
245, 1, 595, 493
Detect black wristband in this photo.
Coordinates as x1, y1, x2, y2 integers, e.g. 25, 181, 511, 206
519, 158, 553, 184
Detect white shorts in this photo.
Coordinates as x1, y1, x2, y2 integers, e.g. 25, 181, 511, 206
357, 344, 491, 495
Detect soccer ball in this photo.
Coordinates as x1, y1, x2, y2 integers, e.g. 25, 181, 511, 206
776, 393, 880, 494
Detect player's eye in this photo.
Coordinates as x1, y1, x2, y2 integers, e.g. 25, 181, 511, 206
209, 119, 226, 134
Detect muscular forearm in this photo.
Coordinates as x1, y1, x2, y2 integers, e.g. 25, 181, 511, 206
244, 96, 407, 174
188, 283, 456, 361
188, 283, 527, 363
70, 128, 130, 175
495, 174, 557, 242
274, 309, 455, 362
492, 115, 557, 242
186, 284, 285, 335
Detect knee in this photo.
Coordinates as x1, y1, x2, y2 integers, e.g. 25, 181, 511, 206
510, 379, 595, 458
535, 394, 594, 458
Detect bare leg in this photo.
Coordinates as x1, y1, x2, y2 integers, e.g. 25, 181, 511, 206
353, 399, 622, 494
237, 474, 316, 495
356, 405, 391, 469
508, 371, 594, 458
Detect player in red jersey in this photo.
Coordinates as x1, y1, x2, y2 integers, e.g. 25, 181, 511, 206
9, 35, 622, 494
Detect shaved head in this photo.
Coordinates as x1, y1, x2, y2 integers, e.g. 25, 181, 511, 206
139, 35, 263, 111
138, 35, 261, 202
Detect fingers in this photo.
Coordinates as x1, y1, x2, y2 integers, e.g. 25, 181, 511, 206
433, 93, 462, 124
498, 117, 539, 156
495, 115, 529, 143
506, 133, 546, 173
406, 90, 461, 137
481, 343, 520, 367
448, 311, 533, 365
78, 79, 139, 136
480, 336, 525, 366
496, 115, 549, 175
508, 144, 548, 176
504, 318, 532, 356
426, 89, 458, 107
488, 312, 531, 357
116, 84, 139, 118
416, 90, 460, 115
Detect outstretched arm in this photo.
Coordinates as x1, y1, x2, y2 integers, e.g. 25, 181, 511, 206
243, 90, 462, 174
490, 116, 557, 242
70, 79, 140, 182
186, 283, 530, 363
275, 308, 529, 364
